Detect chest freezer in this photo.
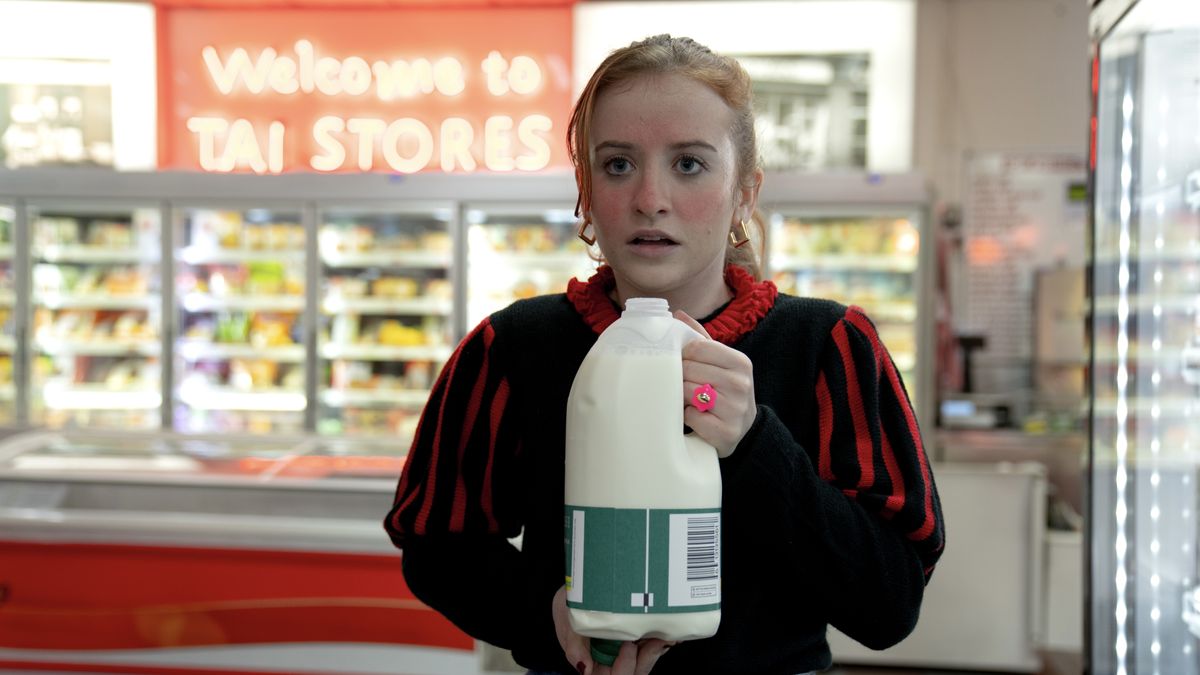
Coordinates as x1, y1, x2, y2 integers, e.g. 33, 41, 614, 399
0, 429, 472, 674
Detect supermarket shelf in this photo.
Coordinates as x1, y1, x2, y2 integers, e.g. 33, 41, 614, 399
322, 250, 451, 269
0, 244, 13, 260
40, 385, 162, 410
0, 384, 14, 401
180, 246, 305, 265
322, 296, 453, 315
473, 251, 593, 268
0, 289, 14, 306
321, 388, 432, 407
181, 292, 305, 313
770, 254, 917, 273
35, 337, 161, 357
1094, 295, 1199, 314
893, 353, 916, 372
859, 304, 918, 323
1095, 250, 1200, 265
177, 341, 306, 362
35, 293, 159, 310
178, 384, 306, 412
36, 245, 154, 264
1093, 348, 1184, 364
0, 335, 14, 353
320, 343, 453, 361
1093, 397, 1197, 417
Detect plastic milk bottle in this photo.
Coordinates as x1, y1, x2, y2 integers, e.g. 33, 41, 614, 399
564, 297, 722, 666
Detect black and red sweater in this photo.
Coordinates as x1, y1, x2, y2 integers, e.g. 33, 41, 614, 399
385, 265, 944, 675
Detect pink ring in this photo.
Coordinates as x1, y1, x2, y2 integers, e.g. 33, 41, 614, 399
693, 383, 717, 412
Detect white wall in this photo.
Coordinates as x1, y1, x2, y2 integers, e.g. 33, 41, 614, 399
574, 1, 916, 172
574, 0, 1092, 208
913, 0, 1092, 206
0, 0, 157, 170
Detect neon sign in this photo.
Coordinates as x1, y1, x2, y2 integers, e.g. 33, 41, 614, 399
186, 41, 555, 174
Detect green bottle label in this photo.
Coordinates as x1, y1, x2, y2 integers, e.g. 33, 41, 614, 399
564, 505, 720, 614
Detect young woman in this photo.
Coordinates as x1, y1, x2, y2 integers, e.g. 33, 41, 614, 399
385, 35, 944, 675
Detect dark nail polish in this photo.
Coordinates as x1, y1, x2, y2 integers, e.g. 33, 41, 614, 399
577, 661, 586, 674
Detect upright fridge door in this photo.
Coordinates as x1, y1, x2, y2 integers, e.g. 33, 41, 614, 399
466, 205, 596, 327
174, 205, 306, 434
1090, 2, 1200, 673
317, 206, 455, 441
28, 201, 162, 429
0, 203, 13, 424
770, 211, 922, 408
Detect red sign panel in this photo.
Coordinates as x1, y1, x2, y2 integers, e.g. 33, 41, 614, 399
159, 7, 573, 173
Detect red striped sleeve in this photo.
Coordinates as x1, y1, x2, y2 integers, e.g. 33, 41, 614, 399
832, 320, 875, 490
396, 317, 494, 533
447, 323, 496, 532
815, 372, 836, 482
843, 307, 937, 543
479, 378, 510, 533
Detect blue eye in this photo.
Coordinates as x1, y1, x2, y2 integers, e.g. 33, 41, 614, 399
676, 155, 704, 175
604, 157, 634, 176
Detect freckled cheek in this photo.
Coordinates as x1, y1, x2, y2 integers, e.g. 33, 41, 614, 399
678, 193, 730, 235
589, 185, 631, 230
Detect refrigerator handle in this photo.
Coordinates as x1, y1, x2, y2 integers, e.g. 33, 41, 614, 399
13, 197, 29, 428
303, 201, 320, 433
160, 201, 174, 431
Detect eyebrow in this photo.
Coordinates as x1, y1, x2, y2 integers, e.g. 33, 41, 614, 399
593, 140, 719, 153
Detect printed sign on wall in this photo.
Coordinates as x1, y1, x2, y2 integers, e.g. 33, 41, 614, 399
159, 7, 573, 174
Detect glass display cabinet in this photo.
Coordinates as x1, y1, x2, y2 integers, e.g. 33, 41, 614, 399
1089, 1, 1200, 672
760, 173, 933, 431
465, 204, 597, 327
769, 210, 923, 403
173, 205, 307, 435
316, 205, 456, 440
27, 201, 163, 430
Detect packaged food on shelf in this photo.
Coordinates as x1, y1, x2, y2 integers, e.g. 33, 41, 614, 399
371, 276, 419, 298
188, 210, 245, 250
248, 313, 297, 347
419, 230, 452, 252
33, 217, 81, 247
0, 205, 12, 242
85, 221, 134, 248
425, 278, 452, 300
376, 319, 426, 346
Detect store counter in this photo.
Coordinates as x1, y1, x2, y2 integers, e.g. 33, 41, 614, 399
828, 461, 1082, 672
0, 429, 473, 674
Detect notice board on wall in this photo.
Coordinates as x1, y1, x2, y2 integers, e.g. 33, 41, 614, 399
960, 152, 1087, 390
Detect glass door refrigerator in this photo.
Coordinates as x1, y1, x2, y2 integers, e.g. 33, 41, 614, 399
0, 203, 14, 425
27, 200, 163, 429
316, 205, 456, 442
765, 192, 931, 427
465, 204, 598, 327
1089, 1, 1200, 673
173, 205, 307, 434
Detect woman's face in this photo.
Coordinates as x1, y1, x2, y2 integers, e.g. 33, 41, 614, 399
588, 72, 755, 311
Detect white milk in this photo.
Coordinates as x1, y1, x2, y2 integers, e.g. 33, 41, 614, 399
564, 297, 722, 650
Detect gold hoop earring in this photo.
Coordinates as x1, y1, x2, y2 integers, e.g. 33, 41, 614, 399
729, 220, 751, 249
577, 218, 596, 246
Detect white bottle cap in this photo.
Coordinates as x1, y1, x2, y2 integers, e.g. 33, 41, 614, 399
623, 297, 670, 317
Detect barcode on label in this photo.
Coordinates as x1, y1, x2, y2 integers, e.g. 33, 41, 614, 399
685, 515, 719, 581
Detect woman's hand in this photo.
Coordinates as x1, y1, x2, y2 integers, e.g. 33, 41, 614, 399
552, 586, 675, 674
675, 311, 756, 458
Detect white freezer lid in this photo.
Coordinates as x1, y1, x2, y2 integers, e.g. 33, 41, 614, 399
0, 429, 406, 553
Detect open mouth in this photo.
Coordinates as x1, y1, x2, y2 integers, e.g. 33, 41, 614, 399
630, 235, 678, 246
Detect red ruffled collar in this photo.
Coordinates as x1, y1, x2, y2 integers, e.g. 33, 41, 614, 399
566, 265, 778, 345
